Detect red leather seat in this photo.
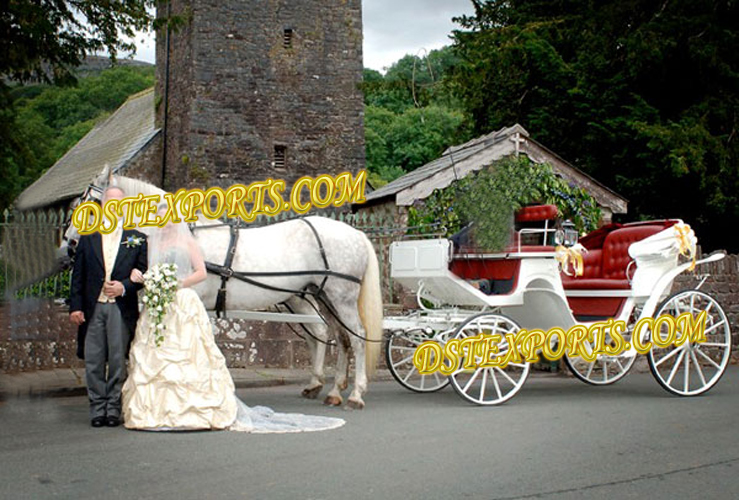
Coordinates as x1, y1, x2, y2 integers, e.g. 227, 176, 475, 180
561, 279, 630, 290
515, 204, 558, 223
602, 225, 665, 279
561, 221, 678, 319
562, 225, 668, 290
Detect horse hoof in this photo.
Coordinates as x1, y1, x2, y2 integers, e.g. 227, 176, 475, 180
323, 395, 342, 407
301, 386, 322, 399
345, 399, 365, 410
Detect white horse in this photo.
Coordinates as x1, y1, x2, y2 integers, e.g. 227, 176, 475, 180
63, 171, 383, 409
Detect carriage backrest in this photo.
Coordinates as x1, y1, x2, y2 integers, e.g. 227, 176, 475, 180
575, 221, 679, 281
512, 204, 558, 249
601, 226, 667, 279
514, 204, 558, 224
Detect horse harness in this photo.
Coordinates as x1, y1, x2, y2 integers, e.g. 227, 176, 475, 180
198, 218, 362, 318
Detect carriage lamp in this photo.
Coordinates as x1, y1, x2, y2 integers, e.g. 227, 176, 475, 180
554, 227, 564, 246
563, 220, 578, 246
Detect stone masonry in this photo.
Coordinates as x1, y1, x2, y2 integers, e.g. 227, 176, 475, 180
155, 0, 365, 192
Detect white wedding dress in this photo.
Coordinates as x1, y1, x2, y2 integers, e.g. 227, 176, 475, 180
121, 242, 345, 433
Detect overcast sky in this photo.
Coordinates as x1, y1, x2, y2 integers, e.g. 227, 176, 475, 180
125, 0, 474, 72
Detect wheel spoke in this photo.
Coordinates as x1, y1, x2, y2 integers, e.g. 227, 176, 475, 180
419, 374, 426, 390
690, 350, 707, 387
391, 346, 418, 352
666, 350, 685, 385
490, 369, 502, 399
402, 365, 417, 383
603, 358, 608, 382
462, 368, 482, 393
654, 344, 685, 367
392, 354, 415, 368
495, 366, 517, 385
433, 371, 442, 386
614, 357, 625, 371
703, 320, 726, 335
683, 349, 690, 392
698, 342, 729, 347
586, 360, 595, 379
479, 369, 487, 401
695, 348, 722, 370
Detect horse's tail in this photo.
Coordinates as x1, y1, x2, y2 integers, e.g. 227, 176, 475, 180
358, 234, 383, 379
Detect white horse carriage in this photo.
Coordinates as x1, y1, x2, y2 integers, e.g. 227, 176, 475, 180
383, 204, 732, 405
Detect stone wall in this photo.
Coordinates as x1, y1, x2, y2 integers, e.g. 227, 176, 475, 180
122, 132, 164, 186
0, 299, 79, 372
0, 300, 381, 373
156, 0, 365, 193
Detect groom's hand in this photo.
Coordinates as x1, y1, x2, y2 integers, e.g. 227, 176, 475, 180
104, 280, 125, 298
70, 311, 85, 325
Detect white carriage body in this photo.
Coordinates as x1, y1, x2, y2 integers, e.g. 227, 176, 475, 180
386, 222, 721, 333
383, 211, 731, 404
389, 238, 576, 331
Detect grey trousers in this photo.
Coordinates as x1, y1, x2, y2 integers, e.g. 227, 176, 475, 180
85, 303, 130, 419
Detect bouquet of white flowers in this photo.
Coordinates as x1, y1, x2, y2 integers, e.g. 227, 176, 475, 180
141, 263, 178, 347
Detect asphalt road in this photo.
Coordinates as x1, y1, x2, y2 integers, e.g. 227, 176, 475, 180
1, 367, 737, 500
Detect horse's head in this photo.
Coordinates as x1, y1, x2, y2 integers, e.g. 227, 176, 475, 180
61, 164, 124, 257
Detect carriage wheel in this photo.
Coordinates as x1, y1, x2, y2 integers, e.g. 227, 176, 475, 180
449, 313, 530, 406
648, 290, 731, 396
385, 329, 451, 393
564, 314, 637, 386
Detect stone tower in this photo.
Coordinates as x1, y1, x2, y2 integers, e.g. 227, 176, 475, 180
155, 0, 365, 192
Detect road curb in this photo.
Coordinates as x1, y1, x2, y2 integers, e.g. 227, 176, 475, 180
0, 369, 399, 401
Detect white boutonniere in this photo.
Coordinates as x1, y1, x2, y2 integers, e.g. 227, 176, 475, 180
123, 235, 144, 248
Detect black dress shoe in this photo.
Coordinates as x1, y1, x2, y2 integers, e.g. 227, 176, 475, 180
91, 416, 106, 428
106, 416, 121, 427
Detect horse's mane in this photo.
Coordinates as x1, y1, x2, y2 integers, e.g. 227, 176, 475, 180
111, 175, 241, 234
114, 175, 166, 197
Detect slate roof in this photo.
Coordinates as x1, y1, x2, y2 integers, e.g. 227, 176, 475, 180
364, 124, 627, 213
365, 125, 524, 202
14, 88, 159, 211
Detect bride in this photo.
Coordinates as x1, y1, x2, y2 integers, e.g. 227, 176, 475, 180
121, 206, 345, 433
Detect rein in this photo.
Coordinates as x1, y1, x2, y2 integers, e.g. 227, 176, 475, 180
200, 218, 361, 318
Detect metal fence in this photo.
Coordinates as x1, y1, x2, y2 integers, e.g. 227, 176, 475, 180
1, 208, 72, 301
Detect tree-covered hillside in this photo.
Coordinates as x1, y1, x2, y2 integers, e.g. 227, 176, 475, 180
0, 65, 155, 213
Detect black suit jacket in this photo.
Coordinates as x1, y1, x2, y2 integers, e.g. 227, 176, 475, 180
69, 229, 148, 359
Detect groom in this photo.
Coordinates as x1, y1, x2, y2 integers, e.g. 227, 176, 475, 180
69, 186, 148, 428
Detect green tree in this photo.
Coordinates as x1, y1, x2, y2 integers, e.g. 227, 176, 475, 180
1, 1, 153, 84
364, 104, 468, 183
362, 47, 472, 185
451, 0, 739, 251
361, 46, 462, 112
